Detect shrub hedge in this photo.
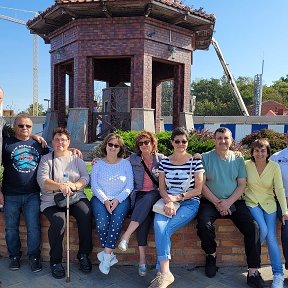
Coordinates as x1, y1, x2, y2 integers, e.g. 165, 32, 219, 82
88, 128, 286, 160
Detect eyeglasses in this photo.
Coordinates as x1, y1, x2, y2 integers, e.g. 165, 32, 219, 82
174, 140, 188, 144
17, 124, 32, 129
107, 142, 120, 149
138, 140, 151, 146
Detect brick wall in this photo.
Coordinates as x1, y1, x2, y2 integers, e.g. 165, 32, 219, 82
0, 213, 278, 267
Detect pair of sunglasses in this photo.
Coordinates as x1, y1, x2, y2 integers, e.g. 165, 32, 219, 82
174, 140, 188, 144
138, 140, 150, 146
107, 142, 120, 148
18, 124, 32, 128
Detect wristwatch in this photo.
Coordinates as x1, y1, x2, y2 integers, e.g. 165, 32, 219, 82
181, 193, 185, 201
177, 193, 185, 202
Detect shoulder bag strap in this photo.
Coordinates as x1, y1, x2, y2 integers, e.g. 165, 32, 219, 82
141, 159, 159, 188
184, 157, 193, 193
51, 151, 55, 193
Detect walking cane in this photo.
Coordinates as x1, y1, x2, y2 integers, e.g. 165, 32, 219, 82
66, 194, 70, 283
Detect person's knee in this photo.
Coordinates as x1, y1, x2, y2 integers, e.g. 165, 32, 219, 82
197, 220, 215, 234
51, 215, 65, 232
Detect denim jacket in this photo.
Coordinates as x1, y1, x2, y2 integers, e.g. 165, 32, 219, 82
129, 152, 165, 207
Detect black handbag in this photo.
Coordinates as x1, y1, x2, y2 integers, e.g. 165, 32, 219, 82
54, 192, 80, 208
51, 152, 80, 208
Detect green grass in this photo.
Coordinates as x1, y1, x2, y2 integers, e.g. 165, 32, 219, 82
85, 163, 93, 200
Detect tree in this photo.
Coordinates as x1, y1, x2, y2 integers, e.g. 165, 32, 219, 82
192, 77, 245, 115
271, 79, 288, 105
20, 103, 45, 116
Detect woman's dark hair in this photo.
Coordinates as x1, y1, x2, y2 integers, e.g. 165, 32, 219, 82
100, 133, 125, 158
52, 127, 70, 140
171, 127, 189, 141
250, 138, 271, 163
135, 130, 158, 154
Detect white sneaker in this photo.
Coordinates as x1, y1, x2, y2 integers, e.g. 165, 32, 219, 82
271, 274, 284, 288
98, 252, 112, 275
110, 252, 118, 266
118, 239, 128, 251
138, 264, 147, 276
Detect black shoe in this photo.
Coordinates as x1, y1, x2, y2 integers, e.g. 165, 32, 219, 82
9, 257, 20, 270
29, 257, 42, 272
247, 271, 265, 288
50, 263, 65, 279
78, 253, 92, 273
205, 254, 217, 278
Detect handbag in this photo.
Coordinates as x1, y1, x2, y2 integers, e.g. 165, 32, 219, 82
152, 198, 180, 218
54, 192, 80, 208
51, 151, 80, 208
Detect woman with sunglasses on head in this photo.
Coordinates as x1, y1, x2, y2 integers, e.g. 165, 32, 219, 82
149, 127, 204, 288
118, 131, 165, 276
91, 133, 133, 275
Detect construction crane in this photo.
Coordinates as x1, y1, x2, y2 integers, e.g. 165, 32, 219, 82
211, 37, 249, 116
0, 7, 39, 116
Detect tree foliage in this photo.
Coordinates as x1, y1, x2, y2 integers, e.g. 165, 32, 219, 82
20, 103, 45, 116
191, 75, 288, 116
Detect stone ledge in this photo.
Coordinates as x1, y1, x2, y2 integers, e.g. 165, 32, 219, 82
0, 212, 280, 267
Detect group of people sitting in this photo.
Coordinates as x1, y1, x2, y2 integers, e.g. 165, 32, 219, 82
0, 113, 288, 288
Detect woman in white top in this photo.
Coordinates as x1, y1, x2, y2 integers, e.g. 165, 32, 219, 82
91, 132, 133, 275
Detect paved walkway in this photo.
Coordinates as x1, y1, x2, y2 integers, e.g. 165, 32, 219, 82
0, 257, 287, 288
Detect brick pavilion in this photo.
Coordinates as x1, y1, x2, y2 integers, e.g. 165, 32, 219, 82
27, 0, 215, 144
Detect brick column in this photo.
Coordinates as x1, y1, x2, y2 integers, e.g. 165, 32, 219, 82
74, 56, 94, 141
53, 64, 66, 127
173, 64, 184, 128
131, 54, 152, 108
183, 62, 191, 112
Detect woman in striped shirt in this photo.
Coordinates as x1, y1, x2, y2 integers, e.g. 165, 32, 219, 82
149, 127, 204, 288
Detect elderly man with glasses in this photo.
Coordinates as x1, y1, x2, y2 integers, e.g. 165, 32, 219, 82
0, 114, 50, 273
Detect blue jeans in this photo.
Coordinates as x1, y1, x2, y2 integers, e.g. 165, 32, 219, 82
248, 205, 283, 275
154, 198, 199, 262
276, 201, 288, 269
91, 196, 130, 249
4, 193, 41, 259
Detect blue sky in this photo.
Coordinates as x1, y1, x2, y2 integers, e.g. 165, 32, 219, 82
0, 0, 287, 113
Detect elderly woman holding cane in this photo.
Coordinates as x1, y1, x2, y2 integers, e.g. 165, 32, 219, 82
149, 127, 204, 288
118, 131, 165, 276
91, 132, 133, 275
37, 128, 92, 279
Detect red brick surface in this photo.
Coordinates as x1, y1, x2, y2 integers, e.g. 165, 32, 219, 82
0, 213, 281, 267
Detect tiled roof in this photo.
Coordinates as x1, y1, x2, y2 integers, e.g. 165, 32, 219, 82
55, 0, 215, 21
27, 0, 215, 50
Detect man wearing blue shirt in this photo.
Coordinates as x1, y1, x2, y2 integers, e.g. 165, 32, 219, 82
196, 127, 263, 288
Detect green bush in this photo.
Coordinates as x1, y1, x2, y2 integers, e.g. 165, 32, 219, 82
240, 129, 286, 155
87, 128, 286, 161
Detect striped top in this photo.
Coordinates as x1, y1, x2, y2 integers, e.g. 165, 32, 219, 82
159, 157, 204, 200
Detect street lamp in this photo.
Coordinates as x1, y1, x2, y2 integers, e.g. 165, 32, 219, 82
44, 98, 50, 111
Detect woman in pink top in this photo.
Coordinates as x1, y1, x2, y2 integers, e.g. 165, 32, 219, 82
118, 131, 165, 276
